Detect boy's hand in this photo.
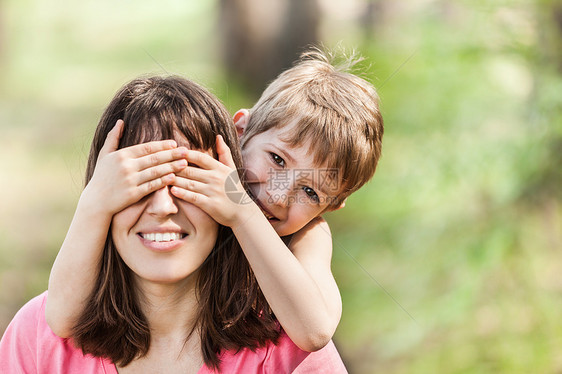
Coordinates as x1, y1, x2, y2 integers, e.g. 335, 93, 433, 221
83, 120, 189, 215
171, 135, 253, 227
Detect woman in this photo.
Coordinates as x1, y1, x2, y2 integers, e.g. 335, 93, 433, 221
0, 75, 347, 373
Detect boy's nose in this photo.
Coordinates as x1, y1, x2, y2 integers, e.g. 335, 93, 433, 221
146, 186, 178, 216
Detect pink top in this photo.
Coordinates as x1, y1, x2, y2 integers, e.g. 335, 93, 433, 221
0, 292, 347, 373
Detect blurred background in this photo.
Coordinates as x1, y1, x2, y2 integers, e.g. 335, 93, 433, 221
0, 0, 561, 372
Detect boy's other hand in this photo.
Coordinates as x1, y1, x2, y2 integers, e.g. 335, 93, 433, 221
83, 119, 189, 215
171, 135, 255, 227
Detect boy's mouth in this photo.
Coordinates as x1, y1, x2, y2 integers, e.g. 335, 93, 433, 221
257, 201, 279, 221
260, 209, 277, 221
248, 191, 279, 221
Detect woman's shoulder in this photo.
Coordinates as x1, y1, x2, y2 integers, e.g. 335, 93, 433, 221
5, 291, 62, 344
207, 331, 348, 373
0, 291, 117, 374
23, 291, 48, 315
1, 291, 48, 342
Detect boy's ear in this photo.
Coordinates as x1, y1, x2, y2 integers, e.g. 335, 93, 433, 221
233, 109, 250, 138
333, 198, 347, 211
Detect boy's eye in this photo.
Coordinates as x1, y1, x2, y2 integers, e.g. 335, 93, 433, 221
270, 152, 285, 167
303, 186, 319, 203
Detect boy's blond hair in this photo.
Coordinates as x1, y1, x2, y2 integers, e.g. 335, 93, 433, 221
241, 47, 384, 208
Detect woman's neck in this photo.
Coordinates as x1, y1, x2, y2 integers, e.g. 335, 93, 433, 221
117, 273, 204, 373
135, 272, 200, 337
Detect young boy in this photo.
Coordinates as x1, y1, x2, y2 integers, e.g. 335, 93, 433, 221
46, 48, 383, 352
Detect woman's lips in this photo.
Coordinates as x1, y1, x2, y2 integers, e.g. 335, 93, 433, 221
137, 231, 187, 252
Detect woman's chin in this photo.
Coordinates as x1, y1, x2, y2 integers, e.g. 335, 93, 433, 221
132, 268, 200, 287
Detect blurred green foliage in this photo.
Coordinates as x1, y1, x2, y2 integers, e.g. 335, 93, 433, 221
0, 1, 560, 373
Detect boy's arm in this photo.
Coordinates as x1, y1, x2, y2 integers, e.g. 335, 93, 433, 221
231, 211, 342, 351
45, 192, 112, 337
285, 216, 342, 337
171, 137, 341, 351
46, 121, 188, 337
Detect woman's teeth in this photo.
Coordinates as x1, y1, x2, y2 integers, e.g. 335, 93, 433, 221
141, 233, 183, 242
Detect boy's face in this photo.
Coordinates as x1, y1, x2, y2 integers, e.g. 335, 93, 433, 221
239, 120, 341, 237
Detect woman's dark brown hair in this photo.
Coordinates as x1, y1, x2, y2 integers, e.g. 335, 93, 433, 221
72, 75, 279, 369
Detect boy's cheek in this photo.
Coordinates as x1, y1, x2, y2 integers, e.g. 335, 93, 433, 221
243, 159, 270, 181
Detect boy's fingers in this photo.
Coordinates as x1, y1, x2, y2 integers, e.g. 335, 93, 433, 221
99, 120, 125, 158
136, 160, 187, 185
170, 186, 208, 208
175, 166, 210, 183
136, 147, 189, 171
138, 173, 176, 197
172, 176, 208, 195
127, 139, 178, 158
184, 150, 220, 170
216, 135, 236, 169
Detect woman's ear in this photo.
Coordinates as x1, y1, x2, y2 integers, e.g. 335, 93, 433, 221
233, 109, 250, 138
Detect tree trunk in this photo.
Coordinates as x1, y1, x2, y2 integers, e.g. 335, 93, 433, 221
219, 0, 319, 98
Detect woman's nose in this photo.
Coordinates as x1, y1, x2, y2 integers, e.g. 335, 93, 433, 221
146, 186, 178, 216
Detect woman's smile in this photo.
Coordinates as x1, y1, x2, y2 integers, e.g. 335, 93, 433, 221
137, 225, 189, 252
137, 230, 187, 252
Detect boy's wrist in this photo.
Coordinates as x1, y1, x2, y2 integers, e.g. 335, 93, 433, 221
230, 200, 264, 231
78, 185, 114, 219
